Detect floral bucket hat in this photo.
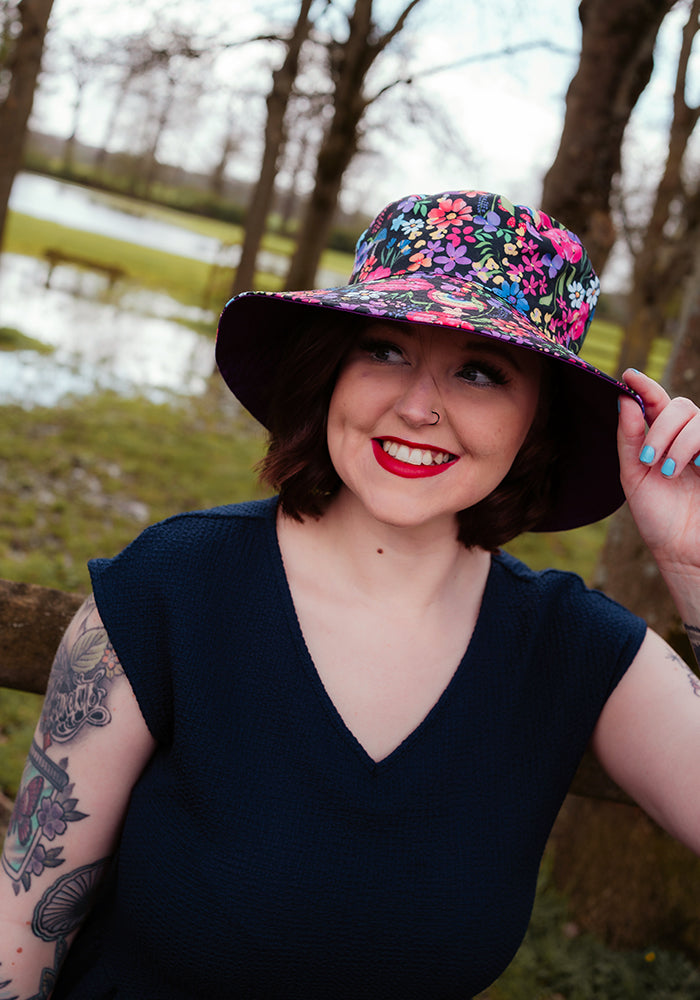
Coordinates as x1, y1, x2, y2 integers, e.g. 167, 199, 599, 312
216, 190, 643, 531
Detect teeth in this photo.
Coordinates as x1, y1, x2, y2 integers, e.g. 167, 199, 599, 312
382, 440, 451, 466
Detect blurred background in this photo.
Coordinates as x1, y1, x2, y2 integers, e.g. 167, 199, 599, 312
2, 1, 700, 996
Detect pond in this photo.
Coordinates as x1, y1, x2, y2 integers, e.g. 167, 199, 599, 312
2, 174, 338, 407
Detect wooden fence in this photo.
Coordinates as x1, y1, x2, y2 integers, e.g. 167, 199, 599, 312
0, 576, 633, 805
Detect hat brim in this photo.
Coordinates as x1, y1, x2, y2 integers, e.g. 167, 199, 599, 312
216, 279, 643, 533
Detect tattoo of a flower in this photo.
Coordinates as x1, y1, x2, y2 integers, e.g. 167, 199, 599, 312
2, 748, 87, 895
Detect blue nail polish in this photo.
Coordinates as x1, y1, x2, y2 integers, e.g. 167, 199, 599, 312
617, 398, 621, 413
695, 455, 700, 468
662, 458, 676, 477
639, 444, 655, 464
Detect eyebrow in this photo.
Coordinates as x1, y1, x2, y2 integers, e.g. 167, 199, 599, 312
459, 336, 525, 371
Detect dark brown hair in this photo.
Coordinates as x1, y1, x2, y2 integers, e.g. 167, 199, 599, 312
257, 312, 563, 550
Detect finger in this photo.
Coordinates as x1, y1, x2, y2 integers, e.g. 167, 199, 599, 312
647, 408, 700, 479
617, 393, 650, 489
621, 368, 670, 426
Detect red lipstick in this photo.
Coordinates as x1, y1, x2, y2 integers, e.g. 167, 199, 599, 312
371, 438, 458, 479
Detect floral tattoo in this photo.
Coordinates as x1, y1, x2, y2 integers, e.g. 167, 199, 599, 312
1, 599, 123, 895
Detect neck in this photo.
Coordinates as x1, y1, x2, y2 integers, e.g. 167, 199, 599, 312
278, 490, 490, 613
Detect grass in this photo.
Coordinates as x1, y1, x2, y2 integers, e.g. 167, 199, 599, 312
0, 325, 55, 354
477, 861, 700, 999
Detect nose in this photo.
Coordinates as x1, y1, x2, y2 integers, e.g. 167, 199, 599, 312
394, 366, 442, 429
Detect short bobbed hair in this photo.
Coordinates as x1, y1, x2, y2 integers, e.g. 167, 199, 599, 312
257, 312, 563, 551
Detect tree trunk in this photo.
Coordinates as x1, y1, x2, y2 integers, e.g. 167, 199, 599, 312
0, 0, 54, 248
231, 0, 314, 296
615, 0, 700, 375
285, 0, 422, 291
541, 0, 673, 273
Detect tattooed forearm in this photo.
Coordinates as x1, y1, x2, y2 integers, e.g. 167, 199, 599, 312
2, 747, 87, 895
2, 597, 123, 896
683, 623, 700, 671
24, 859, 110, 1000
0, 963, 19, 1000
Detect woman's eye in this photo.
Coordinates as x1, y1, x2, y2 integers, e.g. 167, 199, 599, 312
457, 364, 508, 387
362, 340, 405, 364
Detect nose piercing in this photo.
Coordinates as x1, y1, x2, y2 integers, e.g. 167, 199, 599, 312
430, 411, 440, 426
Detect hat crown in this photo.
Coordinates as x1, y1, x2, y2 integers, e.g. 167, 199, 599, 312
348, 191, 599, 353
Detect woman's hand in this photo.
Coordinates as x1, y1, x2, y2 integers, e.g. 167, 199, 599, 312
618, 369, 700, 576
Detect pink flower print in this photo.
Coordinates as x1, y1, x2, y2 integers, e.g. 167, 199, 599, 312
523, 252, 545, 275
405, 309, 471, 328
522, 275, 542, 296
365, 264, 393, 280
427, 197, 473, 232
544, 227, 583, 263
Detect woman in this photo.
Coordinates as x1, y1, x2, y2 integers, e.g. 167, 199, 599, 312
2, 189, 700, 999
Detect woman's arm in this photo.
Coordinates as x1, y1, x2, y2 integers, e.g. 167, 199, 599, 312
0, 596, 156, 998
592, 369, 700, 853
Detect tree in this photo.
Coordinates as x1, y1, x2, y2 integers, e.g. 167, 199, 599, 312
542, 0, 700, 957
285, 0, 423, 291
541, 0, 674, 273
615, 0, 700, 374
0, 0, 54, 249
231, 0, 315, 296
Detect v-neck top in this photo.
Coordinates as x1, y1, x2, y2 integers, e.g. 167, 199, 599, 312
54, 497, 646, 999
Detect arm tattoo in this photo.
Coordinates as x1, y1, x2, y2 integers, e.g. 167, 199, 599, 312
0, 964, 19, 1000
683, 623, 700, 672
666, 646, 700, 697
2, 599, 123, 895
6, 859, 110, 1000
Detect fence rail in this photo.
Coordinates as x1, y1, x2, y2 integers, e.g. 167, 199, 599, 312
0, 576, 633, 805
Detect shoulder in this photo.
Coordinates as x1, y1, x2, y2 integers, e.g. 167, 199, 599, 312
491, 549, 646, 638
90, 496, 277, 572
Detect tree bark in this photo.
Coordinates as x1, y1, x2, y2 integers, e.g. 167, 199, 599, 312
285, 0, 423, 291
0, 0, 54, 248
541, 0, 673, 273
231, 0, 314, 296
615, 0, 700, 375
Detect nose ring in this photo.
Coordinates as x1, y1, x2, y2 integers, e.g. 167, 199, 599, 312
430, 410, 440, 426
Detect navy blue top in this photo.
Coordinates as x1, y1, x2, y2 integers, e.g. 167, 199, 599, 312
53, 497, 646, 999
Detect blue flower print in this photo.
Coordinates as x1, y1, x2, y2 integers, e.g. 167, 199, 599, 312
390, 213, 406, 232
494, 281, 529, 313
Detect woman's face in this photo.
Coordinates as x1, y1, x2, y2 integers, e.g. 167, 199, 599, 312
326, 322, 543, 535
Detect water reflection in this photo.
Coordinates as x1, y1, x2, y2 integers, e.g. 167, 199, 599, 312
0, 253, 215, 407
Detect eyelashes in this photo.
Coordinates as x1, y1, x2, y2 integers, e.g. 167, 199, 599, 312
358, 338, 510, 388
456, 362, 509, 387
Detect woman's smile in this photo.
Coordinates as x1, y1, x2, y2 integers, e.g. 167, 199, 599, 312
371, 437, 458, 477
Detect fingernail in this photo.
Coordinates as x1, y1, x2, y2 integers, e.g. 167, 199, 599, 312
617, 398, 621, 413
661, 458, 676, 477
639, 445, 655, 464
694, 455, 700, 468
